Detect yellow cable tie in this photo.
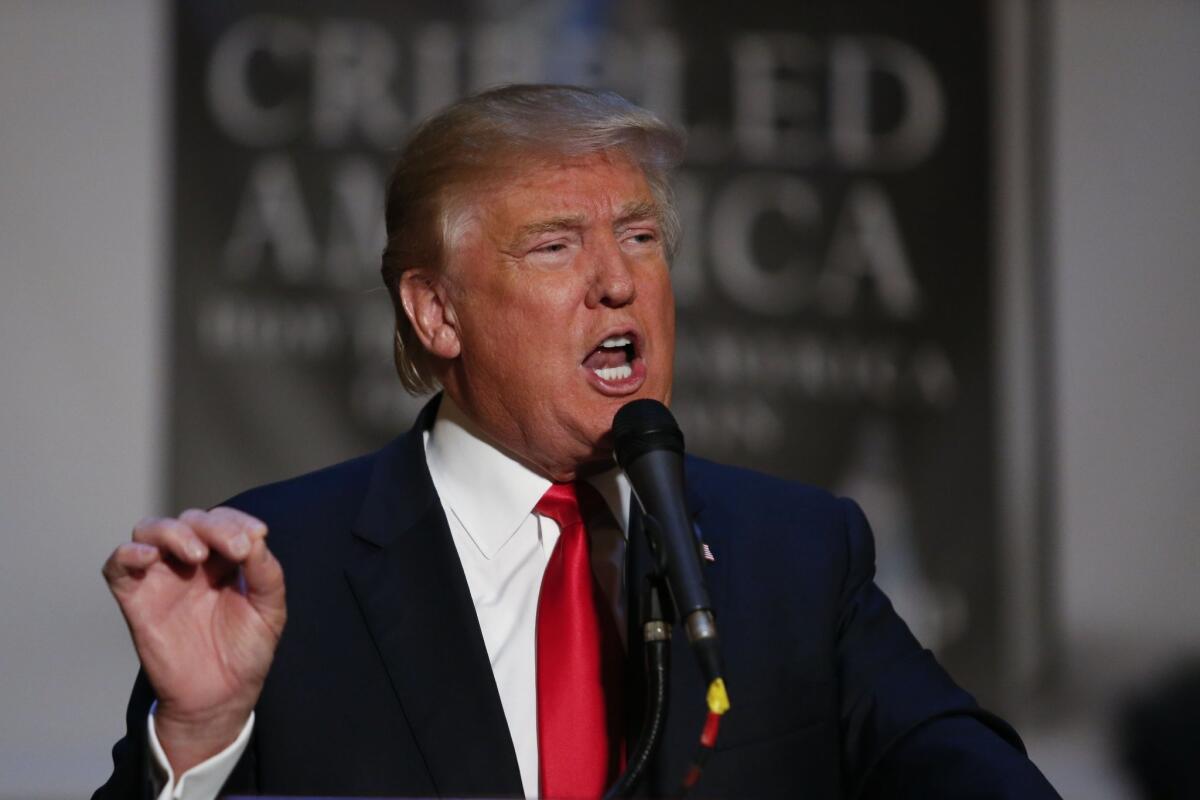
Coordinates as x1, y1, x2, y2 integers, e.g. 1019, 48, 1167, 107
706, 678, 730, 715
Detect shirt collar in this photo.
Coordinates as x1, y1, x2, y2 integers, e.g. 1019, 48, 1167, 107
586, 465, 632, 540
424, 395, 631, 559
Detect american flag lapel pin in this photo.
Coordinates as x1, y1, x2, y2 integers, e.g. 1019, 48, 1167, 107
694, 522, 715, 563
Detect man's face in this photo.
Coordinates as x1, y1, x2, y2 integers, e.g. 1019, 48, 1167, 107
439, 151, 676, 480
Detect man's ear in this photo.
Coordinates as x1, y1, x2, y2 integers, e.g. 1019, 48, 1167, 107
399, 269, 461, 359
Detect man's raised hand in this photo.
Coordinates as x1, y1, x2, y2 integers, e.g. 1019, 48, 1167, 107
102, 507, 286, 775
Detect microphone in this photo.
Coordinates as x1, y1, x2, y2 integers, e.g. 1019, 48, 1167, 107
612, 399, 726, 695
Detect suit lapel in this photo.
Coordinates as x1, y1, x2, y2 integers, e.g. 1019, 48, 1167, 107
343, 397, 524, 798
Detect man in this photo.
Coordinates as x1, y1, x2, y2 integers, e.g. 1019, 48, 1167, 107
96, 85, 1058, 799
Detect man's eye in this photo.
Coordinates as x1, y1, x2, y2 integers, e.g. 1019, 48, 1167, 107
536, 242, 568, 253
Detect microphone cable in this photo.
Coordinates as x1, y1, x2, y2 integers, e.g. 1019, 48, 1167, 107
603, 577, 671, 800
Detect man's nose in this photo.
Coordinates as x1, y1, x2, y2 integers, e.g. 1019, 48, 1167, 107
586, 240, 637, 308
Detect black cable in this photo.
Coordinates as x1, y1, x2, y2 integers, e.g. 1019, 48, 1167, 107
604, 580, 671, 799
605, 638, 670, 799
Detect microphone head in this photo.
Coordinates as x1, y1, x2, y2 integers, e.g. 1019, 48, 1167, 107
612, 399, 685, 469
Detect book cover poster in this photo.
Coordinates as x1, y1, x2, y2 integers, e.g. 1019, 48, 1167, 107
170, 0, 1000, 695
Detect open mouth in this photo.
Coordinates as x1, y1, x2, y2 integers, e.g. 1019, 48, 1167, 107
582, 331, 641, 386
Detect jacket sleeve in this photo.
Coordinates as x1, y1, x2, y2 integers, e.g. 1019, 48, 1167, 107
833, 497, 1060, 799
91, 669, 157, 800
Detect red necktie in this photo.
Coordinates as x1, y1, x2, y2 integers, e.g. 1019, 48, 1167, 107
535, 482, 624, 799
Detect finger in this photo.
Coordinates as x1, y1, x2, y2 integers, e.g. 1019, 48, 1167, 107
207, 506, 268, 541
132, 516, 208, 564
179, 508, 260, 563
102, 542, 162, 589
242, 537, 286, 631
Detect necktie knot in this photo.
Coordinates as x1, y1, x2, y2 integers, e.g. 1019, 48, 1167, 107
535, 482, 585, 531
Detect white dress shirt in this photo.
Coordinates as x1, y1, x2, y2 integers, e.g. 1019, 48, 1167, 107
149, 396, 631, 800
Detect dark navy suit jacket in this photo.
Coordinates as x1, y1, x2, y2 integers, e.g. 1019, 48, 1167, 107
96, 399, 1059, 798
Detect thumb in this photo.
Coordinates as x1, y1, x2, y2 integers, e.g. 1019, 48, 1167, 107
241, 536, 286, 633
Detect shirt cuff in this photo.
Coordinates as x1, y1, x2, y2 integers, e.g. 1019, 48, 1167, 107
147, 702, 255, 800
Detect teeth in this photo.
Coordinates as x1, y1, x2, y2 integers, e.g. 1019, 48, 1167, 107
601, 336, 631, 348
594, 364, 633, 382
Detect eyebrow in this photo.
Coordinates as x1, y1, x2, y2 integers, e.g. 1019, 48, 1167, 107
512, 214, 587, 244
612, 200, 660, 228
507, 200, 662, 249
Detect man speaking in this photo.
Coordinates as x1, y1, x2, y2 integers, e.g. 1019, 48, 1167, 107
96, 85, 1058, 799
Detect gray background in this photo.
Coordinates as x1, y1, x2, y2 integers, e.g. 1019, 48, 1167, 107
0, 0, 1197, 797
